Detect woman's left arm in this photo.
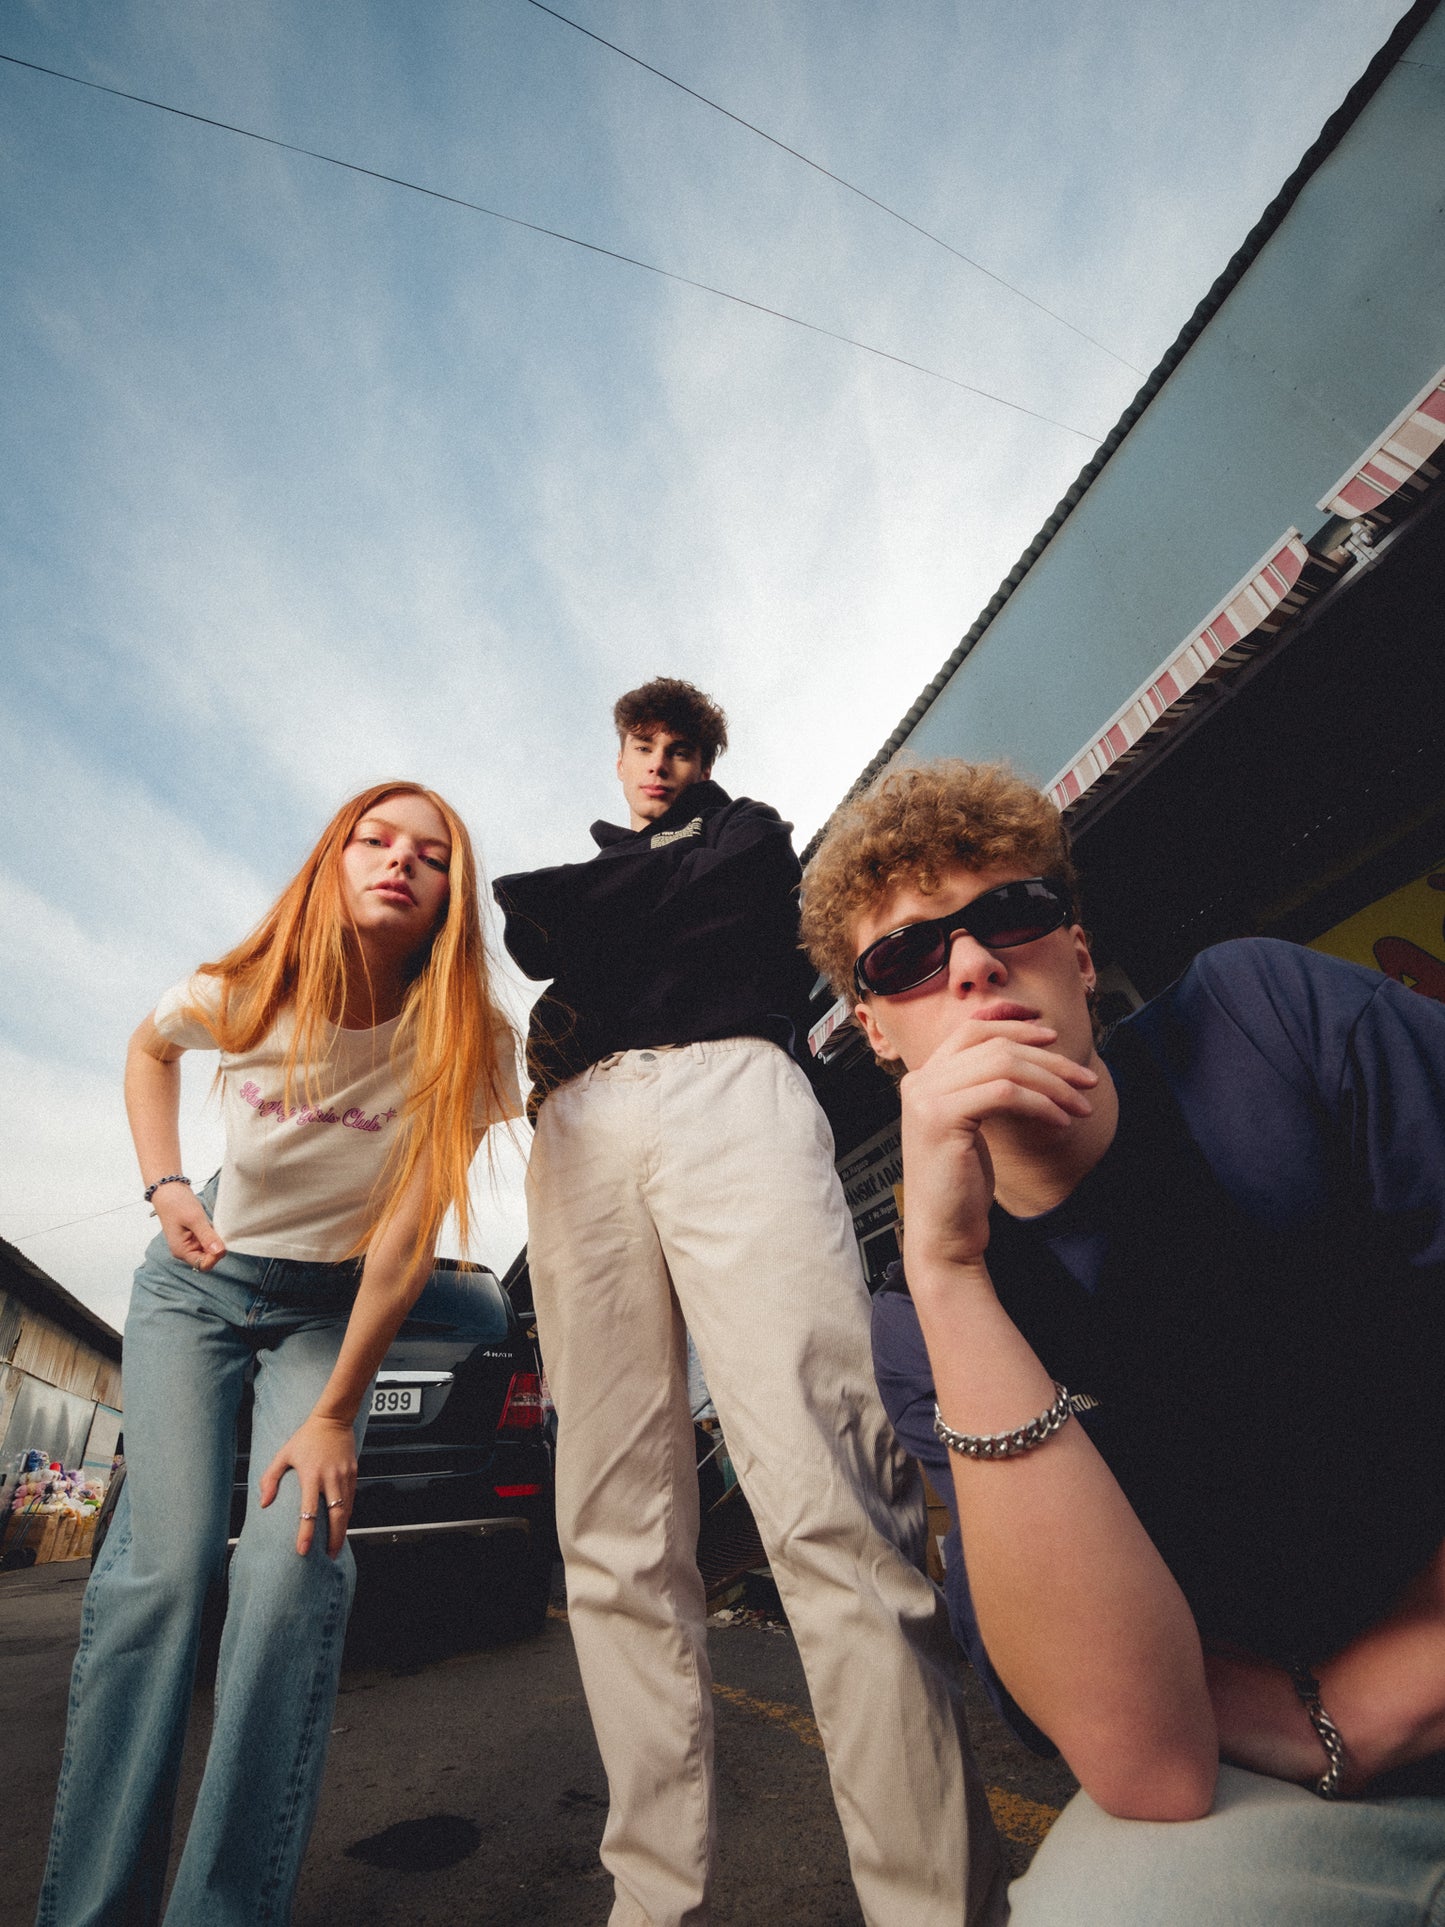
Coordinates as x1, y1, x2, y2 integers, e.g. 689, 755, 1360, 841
1208, 1535, 1445, 1792
259, 1150, 453, 1558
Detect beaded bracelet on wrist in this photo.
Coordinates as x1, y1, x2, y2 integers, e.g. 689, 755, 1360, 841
143, 1173, 191, 1204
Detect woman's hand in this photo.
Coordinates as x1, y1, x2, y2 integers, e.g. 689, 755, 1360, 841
259, 1415, 358, 1557
152, 1185, 227, 1271
258, 1157, 441, 1561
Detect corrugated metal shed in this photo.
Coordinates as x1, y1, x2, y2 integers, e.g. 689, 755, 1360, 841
0, 1238, 121, 1371
1, 1241, 123, 1495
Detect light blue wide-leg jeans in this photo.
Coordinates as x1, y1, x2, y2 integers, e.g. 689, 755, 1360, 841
37, 1202, 367, 1927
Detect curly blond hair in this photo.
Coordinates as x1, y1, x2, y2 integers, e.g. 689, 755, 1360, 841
800, 760, 1078, 998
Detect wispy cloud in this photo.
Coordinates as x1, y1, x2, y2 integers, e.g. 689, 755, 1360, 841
0, 0, 1415, 1312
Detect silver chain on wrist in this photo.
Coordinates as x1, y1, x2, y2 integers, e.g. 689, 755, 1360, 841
933, 1382, 1099, 1460
1287, 1662, 1347, 1798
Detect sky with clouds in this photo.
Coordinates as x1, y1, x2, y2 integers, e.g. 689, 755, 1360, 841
0, 0, 1413, 1330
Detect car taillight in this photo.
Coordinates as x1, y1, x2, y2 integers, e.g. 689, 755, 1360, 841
498, 1371, 544, 1434
495, 1483, 543, 1497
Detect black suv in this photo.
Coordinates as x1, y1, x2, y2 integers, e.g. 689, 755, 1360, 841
96, 1257, 556, 1635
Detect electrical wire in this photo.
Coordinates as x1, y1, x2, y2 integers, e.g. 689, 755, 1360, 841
0, 50, 1107, 442
8, 1199, 145, 1244
524, 0, 1146, 377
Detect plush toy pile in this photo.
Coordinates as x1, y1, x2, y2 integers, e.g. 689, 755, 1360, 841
4, 1449, 107, 1562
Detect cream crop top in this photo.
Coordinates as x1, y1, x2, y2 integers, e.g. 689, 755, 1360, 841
153, 974, 520, 1261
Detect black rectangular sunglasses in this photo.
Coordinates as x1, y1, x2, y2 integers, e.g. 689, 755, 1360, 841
853, 876, 1073, 999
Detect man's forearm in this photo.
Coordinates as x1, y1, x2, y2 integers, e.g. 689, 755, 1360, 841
911, 1254, 1217, 1819
1205, 1652, 1326, 1785
1321, 1542, 1445, 1787
1208, 1538, 1445, 1793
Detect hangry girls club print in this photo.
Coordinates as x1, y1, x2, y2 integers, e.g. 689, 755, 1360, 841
239, 1081, 397, 1134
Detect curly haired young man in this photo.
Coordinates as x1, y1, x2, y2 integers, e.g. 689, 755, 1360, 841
803, 758, 1445, 1926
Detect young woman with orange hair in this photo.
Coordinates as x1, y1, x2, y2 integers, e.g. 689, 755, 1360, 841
38, 782, 519, 1927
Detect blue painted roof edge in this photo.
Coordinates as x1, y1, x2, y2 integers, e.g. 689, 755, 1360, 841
802, 0, 1442, 862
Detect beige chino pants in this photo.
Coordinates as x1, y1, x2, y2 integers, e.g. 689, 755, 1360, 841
527, 1037, 1004, 1927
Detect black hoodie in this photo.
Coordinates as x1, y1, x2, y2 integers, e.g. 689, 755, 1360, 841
493, 781, 816, 1113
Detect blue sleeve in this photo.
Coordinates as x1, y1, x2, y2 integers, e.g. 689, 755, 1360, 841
871, 1282, 1057, 1756
1338, 972, 1445, 1268
1142, 939, 1445, 1261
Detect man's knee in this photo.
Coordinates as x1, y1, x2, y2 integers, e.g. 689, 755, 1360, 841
1006, 1767, 1408, 1927
1007, 1785, 1228, 1926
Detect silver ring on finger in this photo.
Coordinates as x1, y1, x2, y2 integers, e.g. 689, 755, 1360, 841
300, 1510, 318, 1520
327, 1499, 345, 1510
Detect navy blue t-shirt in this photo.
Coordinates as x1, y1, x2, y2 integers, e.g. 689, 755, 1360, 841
872, 938, 1445, 1754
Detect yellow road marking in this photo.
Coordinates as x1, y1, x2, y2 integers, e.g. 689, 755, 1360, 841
710, 1682, 1061, 1847
983, 1787, 1061, 1846
712, 1681, 824, 1751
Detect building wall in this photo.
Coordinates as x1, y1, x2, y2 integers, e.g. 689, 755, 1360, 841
811, 9, 1445, 1234
0, 1284, 124, 1516
902, 9, 1445, 790
6, 1297, 122, 1411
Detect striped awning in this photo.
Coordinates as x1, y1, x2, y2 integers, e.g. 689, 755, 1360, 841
808, 996, 854, 1060
1319, 366, 1445, 518
1048, 532, 1312, 812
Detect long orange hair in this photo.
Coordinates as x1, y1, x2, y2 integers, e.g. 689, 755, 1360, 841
190, 781, 516, 1258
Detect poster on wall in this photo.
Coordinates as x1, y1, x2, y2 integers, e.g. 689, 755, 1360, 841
837, 1122, 903, 1288
1310, 858, 1445, 1002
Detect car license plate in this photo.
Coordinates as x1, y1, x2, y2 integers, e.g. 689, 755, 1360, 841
370, 1384, 421, 1418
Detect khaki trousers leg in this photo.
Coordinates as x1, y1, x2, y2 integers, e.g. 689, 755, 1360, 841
527, 1038, 1004, 1927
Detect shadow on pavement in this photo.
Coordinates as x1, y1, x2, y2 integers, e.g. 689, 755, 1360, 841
341, 1538, 559, 1673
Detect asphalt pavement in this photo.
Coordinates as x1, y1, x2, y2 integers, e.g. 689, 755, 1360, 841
1, 1548, 1075, 1924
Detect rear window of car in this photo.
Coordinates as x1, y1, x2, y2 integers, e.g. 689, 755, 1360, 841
403, 1263, 511, 1341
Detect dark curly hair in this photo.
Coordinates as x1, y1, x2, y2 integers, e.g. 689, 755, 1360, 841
613, 678, 728, 769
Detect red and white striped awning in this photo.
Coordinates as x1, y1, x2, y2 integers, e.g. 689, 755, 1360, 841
808, 996, 854, 1060
1319, 366, 1445, 518
1048, 532, 1311, 812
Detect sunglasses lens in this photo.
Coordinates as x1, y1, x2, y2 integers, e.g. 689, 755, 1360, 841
968, 881, 1069, 949
860, 925, 946, 996
970, 906, 1062, 947
856, 882, 1070, 996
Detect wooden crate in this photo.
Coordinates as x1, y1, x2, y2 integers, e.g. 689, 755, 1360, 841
24, 1510, 98, 1563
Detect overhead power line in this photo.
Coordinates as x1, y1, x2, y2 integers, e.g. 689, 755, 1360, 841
8, 1198, 145, 1244
525, 0, 1146, 378
0, 51, 1107, 442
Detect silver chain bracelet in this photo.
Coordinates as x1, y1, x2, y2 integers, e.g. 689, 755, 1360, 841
933, 1382, 1099, 1459
1287, 1663, 1347, 1798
